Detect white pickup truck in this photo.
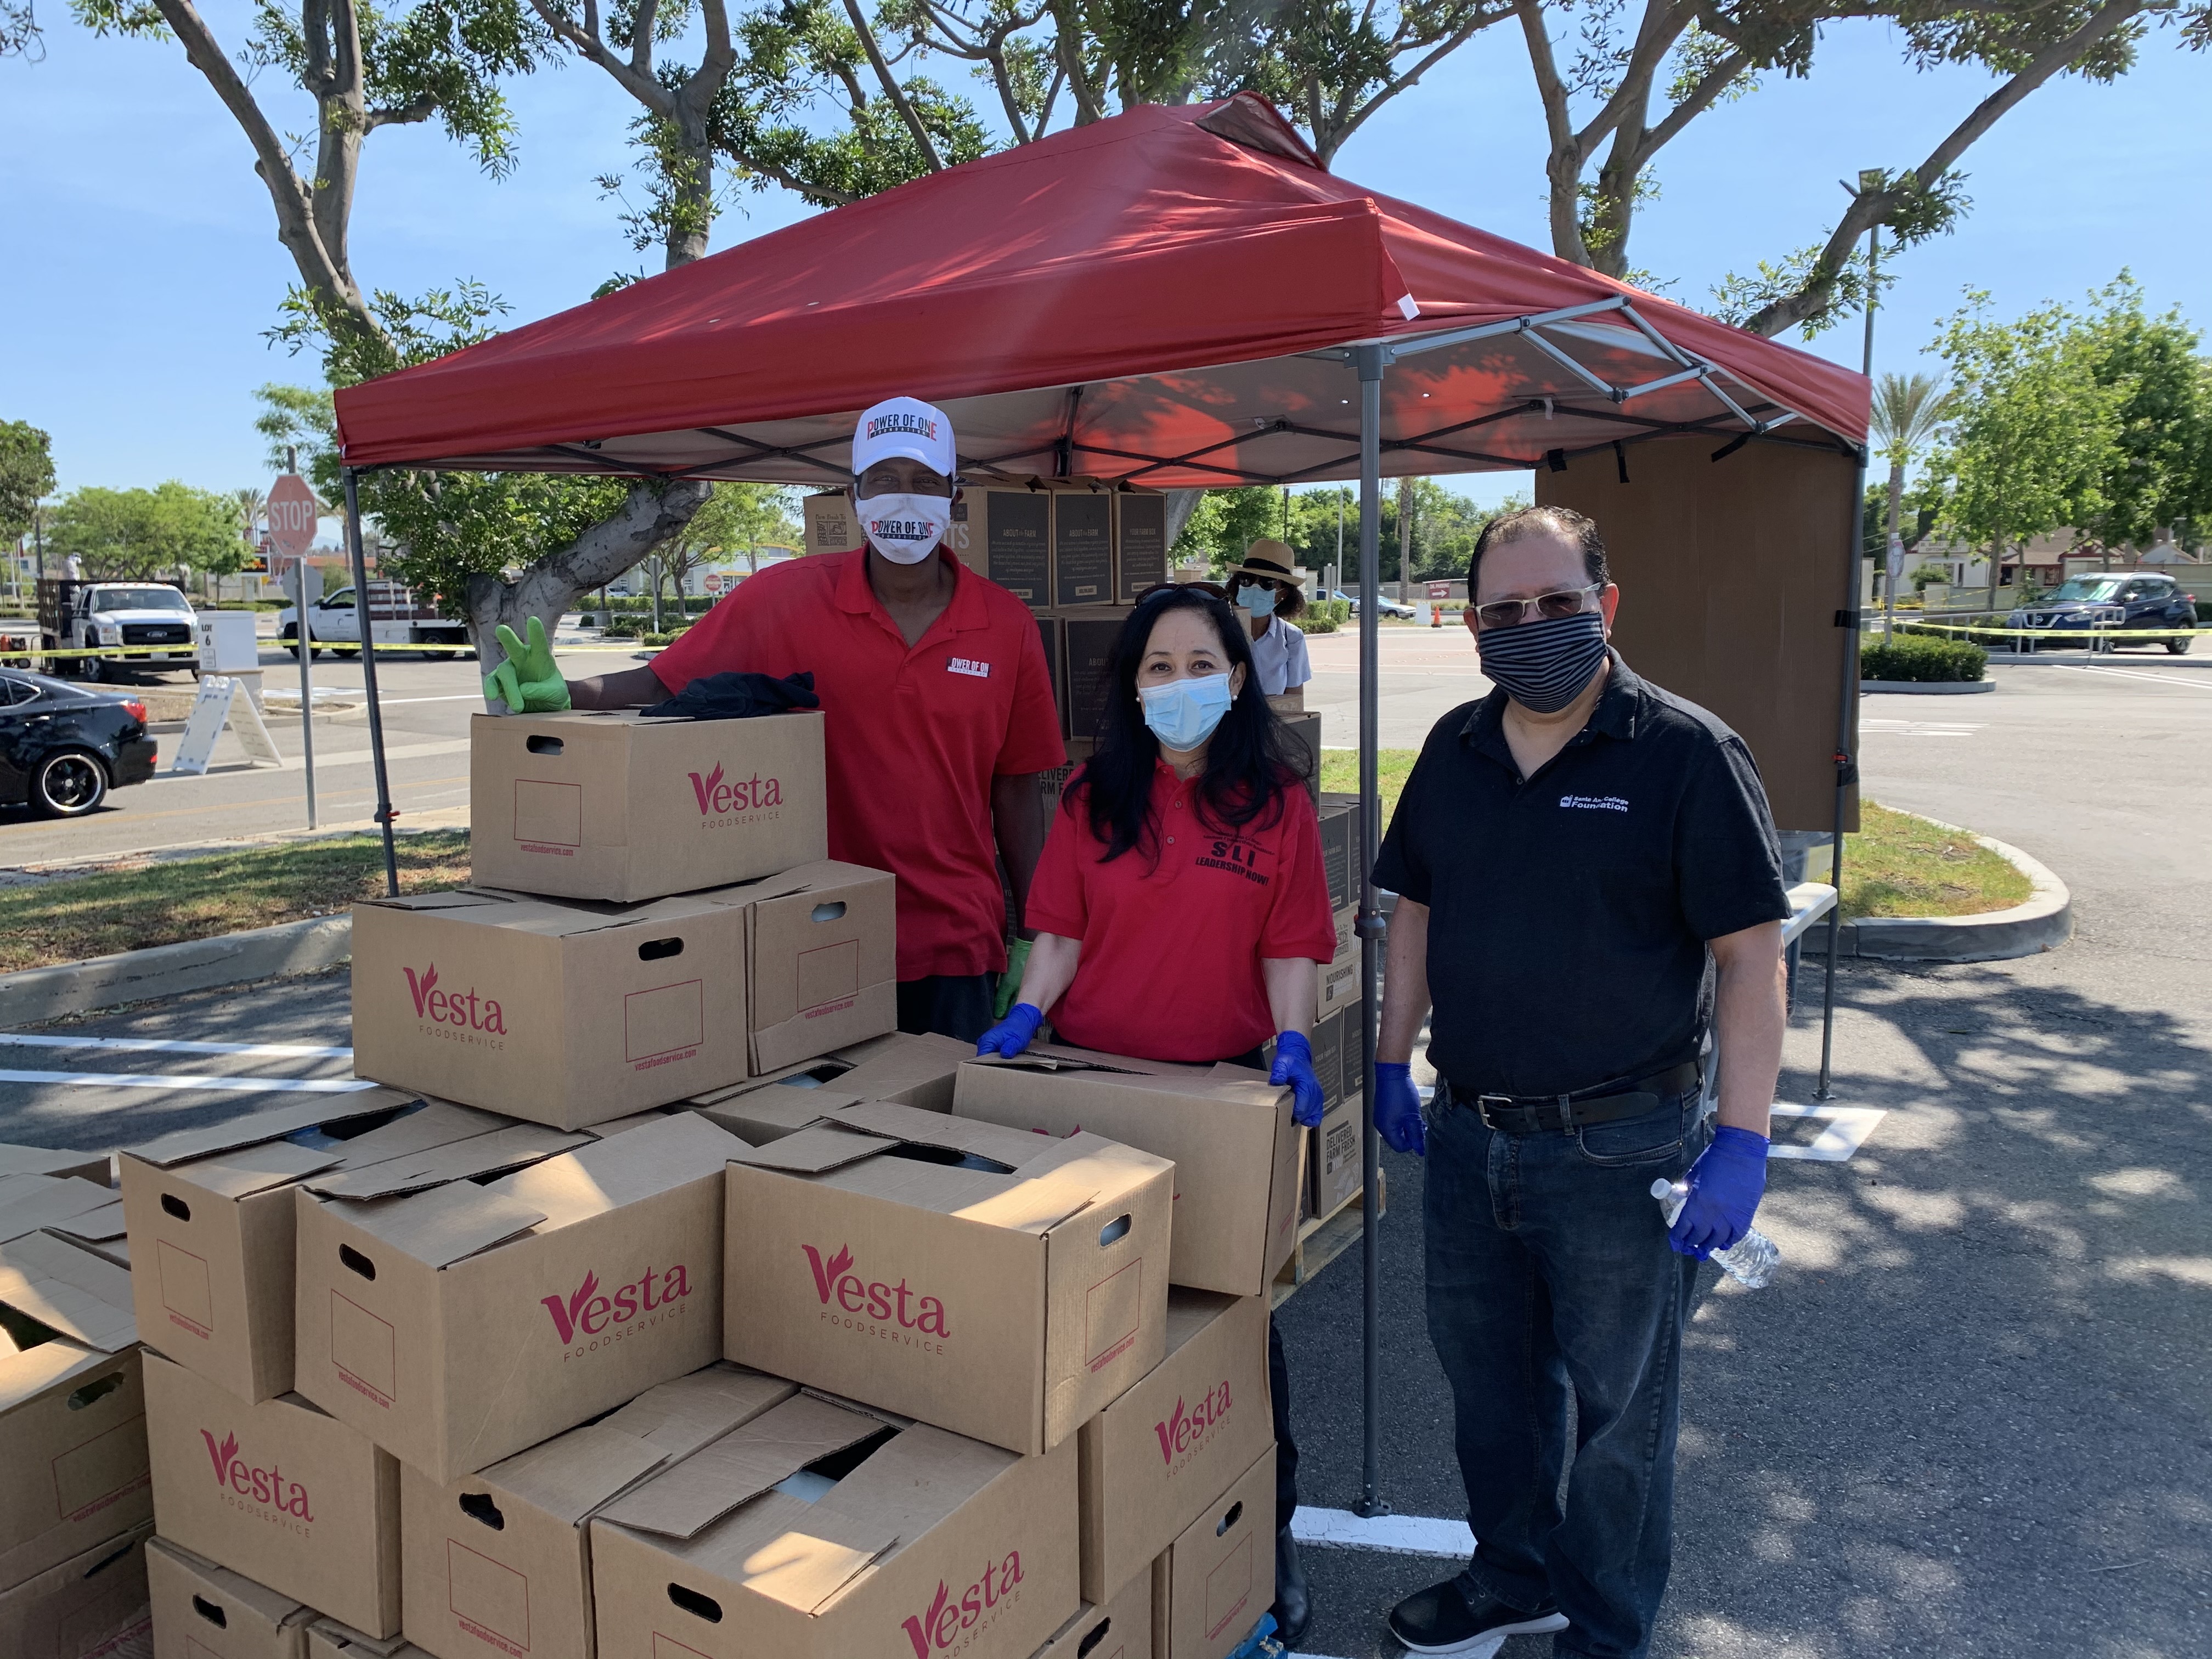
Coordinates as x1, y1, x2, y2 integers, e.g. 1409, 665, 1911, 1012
36, 579, 200, 680
277, 580, 473, 659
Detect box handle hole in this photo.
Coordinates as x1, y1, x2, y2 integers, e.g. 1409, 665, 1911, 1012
338, 1244, 377, 1280
1216, 1499, 1243, 1537
638, 937, 685, 961
66, 1372, 125, 1412
1076, 1617, 1111, 1658
667, 1584, 723, 1623
526, 735, 564, 755
459, 1492, 506, 1531
191, 1596, 227, 1629
1097, 1212, 1131, 1248
809, 901, 847, 923
160, 1193, 191, 1222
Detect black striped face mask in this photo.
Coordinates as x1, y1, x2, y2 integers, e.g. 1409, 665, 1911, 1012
1474, 609, 1608, 713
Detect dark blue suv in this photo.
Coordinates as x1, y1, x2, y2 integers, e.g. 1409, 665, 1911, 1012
2006, 572, 2198, 653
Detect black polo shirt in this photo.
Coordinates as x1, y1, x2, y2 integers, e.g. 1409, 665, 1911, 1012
1372, 651, 1788, 1097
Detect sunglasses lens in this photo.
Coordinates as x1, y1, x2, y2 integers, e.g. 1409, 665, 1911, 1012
1535, 590, 1589, 620
1475, 602, 1523, 629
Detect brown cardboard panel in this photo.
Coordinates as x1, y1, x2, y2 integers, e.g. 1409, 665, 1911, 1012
721, 1118, 1171, 1454
1030, 1561, 1153, 1659
0, 1146, 111, 1187
126, 1096, 419, 1170
298, 1124, 589, 1201
1310, 1094, 1362, 1220
1535, 435, 1858, 832
689, 1030, 970, 1127
951, 487, 1053, 606
592, 1393, 882, 1537
802, 492, 862, 555
1157, 1449, 1273, 1659
1277, 712, 1321, 809
467, 708, 829, 902
143, 1350, 401, 1637
1053, 490, 1115, 607
148, 1534, 315, 1659
1060, 610, 1129, 744
292, 1113, 743, 1485
1115, 490, 1169, 603
0, 1176, 128, 1246
1314, 797, 1362, 913
304, 1618, 434, 1659
349, 888, 752, 1129
0, 1522, 153, 1659
588, 1418, 1079, 1659
1310, 1003, 1350, 1113
1076, 1292, 1271, 1605
715, 862, 898, 1073
956, 1047, 1300, 1297
46, 1202, 131, 1270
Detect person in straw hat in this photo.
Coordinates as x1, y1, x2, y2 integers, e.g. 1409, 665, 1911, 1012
1223, 539, 1313, 709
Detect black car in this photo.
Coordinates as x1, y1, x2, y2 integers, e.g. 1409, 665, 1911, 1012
0, 669, 159, 816
2006, 573, 2198, 653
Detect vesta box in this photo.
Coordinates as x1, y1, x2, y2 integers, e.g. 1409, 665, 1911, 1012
956, 1047, 1300, 1298
143, 1348, 401, 1636
716, 860, 898, 1073
468, 708, 827, 903
588, 1391, 1079, 1659
1076, 1291, 1270, 1604
122, 1093, 580, 1404
293, 1111, 744, 1483
350, 888, 752, 1129
0, 1232, 150, 1590
0, 1522, 153, 1659
148, 1535, 316, 1659
1028, 1563, 1153, 1659
948, 488, 1052, 607
1150, 1449, 1273, 1659
720, 1098, 1171, 1454
400, 1363, 794, 1659
692, 1029, 972, 1142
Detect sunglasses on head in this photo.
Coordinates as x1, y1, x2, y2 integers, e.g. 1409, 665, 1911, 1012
1472, 582, 1605, 631
1135, 580, 1230, 602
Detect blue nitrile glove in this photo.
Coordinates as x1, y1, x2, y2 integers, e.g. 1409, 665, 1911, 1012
1269, 1031, 1324, 1128
1373, 1061, 1426, 1156
1668, 1125, 1769, 1259
483, 616, 572, 714
977, 1002, 1044, 1058
994, 938, 1032, 1019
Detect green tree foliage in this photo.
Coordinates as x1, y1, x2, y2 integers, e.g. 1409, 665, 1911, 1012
2071, 274, 2212, 549
46, 483, 251, 581
1173, 478, 1524, 583
0, 420, 57, 539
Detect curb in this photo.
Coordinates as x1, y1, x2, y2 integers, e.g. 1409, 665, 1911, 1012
1838, 822, 2071, 963
0, 913, 353, 1025
1860, 679, 1995, 695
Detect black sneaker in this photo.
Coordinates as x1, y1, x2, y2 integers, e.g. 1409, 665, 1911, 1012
1387, 1577, 1568, 1655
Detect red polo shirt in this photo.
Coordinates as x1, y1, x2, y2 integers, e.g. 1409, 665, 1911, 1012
1024, 766, 1336, 1063
651, 549, 1065, 979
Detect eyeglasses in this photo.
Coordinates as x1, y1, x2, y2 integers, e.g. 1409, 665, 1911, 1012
1471, 582, 1605, 631
1134, 580, 1229, 602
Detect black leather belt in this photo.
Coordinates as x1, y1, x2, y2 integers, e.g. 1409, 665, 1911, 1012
1441, 1059, 1701, 1135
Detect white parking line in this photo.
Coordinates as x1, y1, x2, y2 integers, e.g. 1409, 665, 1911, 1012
1293, 1505, 1474, 1559
2040, 663, 2212, 691
1767, 1102, 1886, 1162
0, 1068, 377, 1094
0, 1033, 353, 1059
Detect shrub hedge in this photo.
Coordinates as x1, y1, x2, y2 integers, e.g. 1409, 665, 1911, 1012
1861, 635, 1988, 682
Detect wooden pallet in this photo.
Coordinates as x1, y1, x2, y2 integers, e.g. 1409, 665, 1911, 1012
1271, 1171, 1387, 1308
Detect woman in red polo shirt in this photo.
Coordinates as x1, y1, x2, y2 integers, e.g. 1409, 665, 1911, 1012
975, 583, 1335, 1647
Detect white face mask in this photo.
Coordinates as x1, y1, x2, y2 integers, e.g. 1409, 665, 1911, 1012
855, 493, 954, 565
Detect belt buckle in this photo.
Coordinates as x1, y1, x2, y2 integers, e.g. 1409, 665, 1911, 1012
1474, 1093, 1515, 1130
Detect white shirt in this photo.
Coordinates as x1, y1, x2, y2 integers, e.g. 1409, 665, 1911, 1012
1248, 614, 1311, 695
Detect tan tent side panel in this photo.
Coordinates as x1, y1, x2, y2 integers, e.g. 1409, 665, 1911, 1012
1537, 436, 1859, 833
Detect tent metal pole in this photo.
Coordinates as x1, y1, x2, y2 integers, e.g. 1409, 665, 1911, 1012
1353, 341, 1388, 1519
1815, 445, 1870, 1098
343, 469, 401, 898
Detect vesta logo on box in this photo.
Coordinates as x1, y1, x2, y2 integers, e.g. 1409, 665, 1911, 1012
539, 1264, 693, 1352
802, 1243, 951, 1338
403, 963, 507, 1034
1154, 1380, 1234, 1470
687, 761, 783, 816
200, 1429, 314, 1522
900, 1554, 1024, 1659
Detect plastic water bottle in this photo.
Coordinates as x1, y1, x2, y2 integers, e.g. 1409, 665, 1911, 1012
1651, 1178, 1781, 1289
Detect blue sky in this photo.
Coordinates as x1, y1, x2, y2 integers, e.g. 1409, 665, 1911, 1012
3, 8, 2205, 513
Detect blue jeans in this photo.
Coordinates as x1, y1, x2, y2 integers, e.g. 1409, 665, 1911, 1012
1423, 1085, 1708, 1659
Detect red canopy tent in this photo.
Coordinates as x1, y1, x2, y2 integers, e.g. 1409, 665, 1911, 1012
332, 94, 1871, 1521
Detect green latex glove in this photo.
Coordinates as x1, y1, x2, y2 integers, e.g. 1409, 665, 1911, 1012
483, 616, 572, 714
995, 937, 1033, 1019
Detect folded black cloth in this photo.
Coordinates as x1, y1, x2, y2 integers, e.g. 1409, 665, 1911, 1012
642, 670, 819, 720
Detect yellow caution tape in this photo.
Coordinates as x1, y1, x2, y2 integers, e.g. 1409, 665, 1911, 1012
1888, 622, 2212, 641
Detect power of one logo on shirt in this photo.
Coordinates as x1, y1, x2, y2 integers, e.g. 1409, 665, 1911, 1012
947, 657, 991, 678
1559, 794, 1630, 812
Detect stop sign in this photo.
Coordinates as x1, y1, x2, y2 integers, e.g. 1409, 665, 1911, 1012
267, 474, 321, 560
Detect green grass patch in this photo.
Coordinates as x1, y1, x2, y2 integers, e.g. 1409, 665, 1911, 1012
1318, 748, 1418, 825
0, 832, 473, 974
1841, 803, 2030, 921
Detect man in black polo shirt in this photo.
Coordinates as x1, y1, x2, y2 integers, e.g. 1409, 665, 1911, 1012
1372, 505, 1789, 1659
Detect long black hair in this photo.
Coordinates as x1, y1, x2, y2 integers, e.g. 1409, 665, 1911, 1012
1072, 586, 1308, 862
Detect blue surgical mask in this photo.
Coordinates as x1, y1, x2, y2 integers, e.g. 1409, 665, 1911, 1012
1237, 582, 1277, 618
1139, 673, 1234, 752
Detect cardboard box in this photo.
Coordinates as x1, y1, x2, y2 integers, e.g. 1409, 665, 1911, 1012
0, 1173, 117, 1246
305, 1620, 434, 1659
1077, 1292, 1271, 1604
0, 1522, 153, 1659
1315, 797, 1363, 912
350, 889, 752, 1129
1053, 488, 1116, 608
1028, 1561, 1153, 1659
0, 1144, 111, 1187
801, 492, 862, 555
1037, 616, 1064, 716
1115, 490, 1168, 603
717, 861, 897, 1073
143, 1348, 400, 1636
1311, 1003, 1350, 1113
1308, 1096, 1362, 1221
148, 1534, 315, 1659
1060, 611, 1127, 744
46, 1203, 129, 1270
956, 1047, 1300, 1298
950, 488, 1053, 606
292, 1111, 744, 1484
0, 1232, 150, 1591
588, 1392, 1080, 1659
1150, 1450, 1273, 1659
467, 708, 827, 904
691, 1030, 971, 1141
400, 1363, 794, 1659
1279, 713, 1321, 810
1317, 937, 1361, 1019
720, 1099, 1171, 1454
121, 1094, 583, 1404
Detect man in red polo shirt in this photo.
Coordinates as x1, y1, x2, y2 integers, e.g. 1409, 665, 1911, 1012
518, 396, 1064, 1041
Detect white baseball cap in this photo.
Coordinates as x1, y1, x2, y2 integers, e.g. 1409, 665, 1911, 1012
852, 396, 957, 482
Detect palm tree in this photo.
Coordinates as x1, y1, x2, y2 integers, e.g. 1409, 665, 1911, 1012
1870, 373, 1951, 633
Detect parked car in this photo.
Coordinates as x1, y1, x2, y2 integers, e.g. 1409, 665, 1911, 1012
0, 669, 157, 816
2006, 573, 2197, 653
277, 579, 472, 659
1327, 587, 1419, 619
